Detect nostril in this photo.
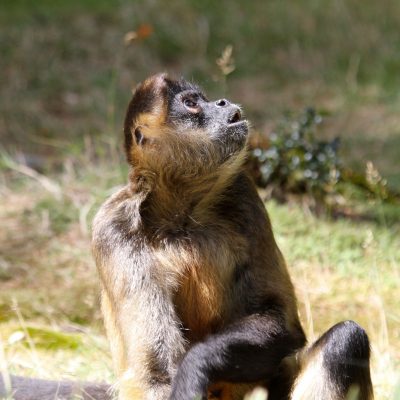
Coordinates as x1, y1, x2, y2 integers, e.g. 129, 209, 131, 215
228, 110, 242, 124
216, 99, 228, 107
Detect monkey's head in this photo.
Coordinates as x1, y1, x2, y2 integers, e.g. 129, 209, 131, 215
124, 74, 248, 182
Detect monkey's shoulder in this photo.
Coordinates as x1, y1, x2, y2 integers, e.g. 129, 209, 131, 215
92, 186, 144, 254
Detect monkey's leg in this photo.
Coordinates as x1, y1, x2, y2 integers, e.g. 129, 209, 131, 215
290, 320, 373, 400
169, 313, 305, 400
101, 284, 186, 400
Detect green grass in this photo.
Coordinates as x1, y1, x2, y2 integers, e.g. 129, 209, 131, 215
269, 199, 400, 399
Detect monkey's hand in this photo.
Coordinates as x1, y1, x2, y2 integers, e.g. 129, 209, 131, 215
169, 342, 210, 400
169, 314, 304, 400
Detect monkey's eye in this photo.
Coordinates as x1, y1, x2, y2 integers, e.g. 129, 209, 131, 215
183, 98, 198, 110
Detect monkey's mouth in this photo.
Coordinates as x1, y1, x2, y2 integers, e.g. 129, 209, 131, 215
228, 119, 248, 129
226, 108, 248, 136
228, 110, 242, 124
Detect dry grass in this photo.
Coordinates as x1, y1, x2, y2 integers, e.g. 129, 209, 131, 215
269, 201, 400, 399
0, 158, 399, 399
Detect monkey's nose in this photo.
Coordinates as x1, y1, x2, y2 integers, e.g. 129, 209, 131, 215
215, 99, 230, 107
228, 109, 242, 124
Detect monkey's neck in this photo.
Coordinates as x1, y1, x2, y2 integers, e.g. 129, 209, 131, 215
147, 174, 229, 225
130, 166, 240, 230
129, 149, 247, 230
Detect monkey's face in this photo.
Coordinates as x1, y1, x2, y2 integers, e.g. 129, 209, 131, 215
167, 81, 248, 157
124, 74, 248, 176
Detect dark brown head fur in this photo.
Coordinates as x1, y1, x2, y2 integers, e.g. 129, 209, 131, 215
123, 74, 248, 190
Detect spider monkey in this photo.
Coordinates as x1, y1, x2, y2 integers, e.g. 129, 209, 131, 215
92, 74, 373, 400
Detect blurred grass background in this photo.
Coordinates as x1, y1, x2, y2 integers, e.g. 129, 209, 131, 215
0, 0, 399, 399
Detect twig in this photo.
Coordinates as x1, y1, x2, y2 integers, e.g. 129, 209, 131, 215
0, 333, 12, 398
2, 155, 61, 200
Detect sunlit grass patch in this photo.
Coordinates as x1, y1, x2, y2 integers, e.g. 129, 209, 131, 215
268, 200, 399, 399
1, 321, 112, 383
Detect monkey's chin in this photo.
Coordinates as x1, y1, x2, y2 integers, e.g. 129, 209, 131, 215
224, 120, 248, 146
215, 125, 248, 163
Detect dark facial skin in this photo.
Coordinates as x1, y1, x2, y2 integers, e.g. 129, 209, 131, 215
165, 80, 249, 157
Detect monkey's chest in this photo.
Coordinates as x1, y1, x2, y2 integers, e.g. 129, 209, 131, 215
167, 226, 248, 342
173, 260, 230, 342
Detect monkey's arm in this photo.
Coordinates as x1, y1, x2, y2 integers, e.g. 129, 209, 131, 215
101, 281, 186, 399
170, 313, 304, 400
97, 256, 187, 400
93, 191, 187, 399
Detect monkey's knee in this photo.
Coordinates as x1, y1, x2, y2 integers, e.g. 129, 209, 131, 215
291, 321, 373, 400
321, 320, 373, 399
322, 321, 371, 380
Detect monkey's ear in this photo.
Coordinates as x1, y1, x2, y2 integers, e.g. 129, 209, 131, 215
124, 73, 169, 163
133, 127, 146, 146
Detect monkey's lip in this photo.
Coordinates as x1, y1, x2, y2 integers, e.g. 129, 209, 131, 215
226, 120, 249, 134
229, 118, 247, 126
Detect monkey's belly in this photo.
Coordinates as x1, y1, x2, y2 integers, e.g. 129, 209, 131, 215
173, 265, 226, 341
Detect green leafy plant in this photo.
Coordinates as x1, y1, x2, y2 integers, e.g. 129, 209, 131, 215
251, 108, 340, 200
249, 107, 400, 215
9, 326, 83, 350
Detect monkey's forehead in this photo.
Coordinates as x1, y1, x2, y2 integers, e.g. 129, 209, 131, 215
124, 74, 209, 130
164, 77, 207, 99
